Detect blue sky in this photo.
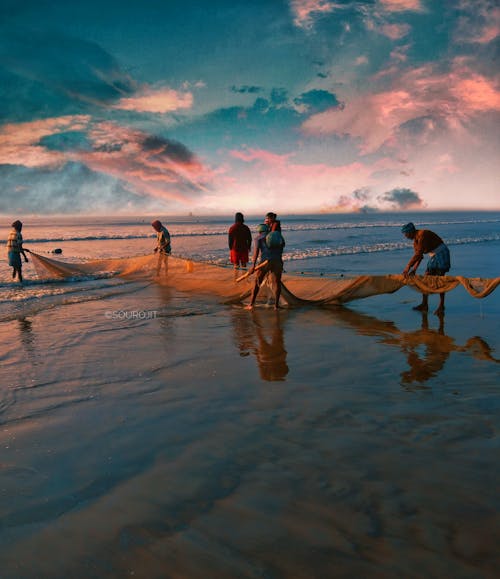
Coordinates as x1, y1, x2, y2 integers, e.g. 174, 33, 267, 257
0, 0, 499, 214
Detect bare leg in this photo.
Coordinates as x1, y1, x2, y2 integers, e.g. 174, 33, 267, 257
413, 294, 428, 311
274, 274, 282, 309
246, 276, 263, 310
434, 293, 445, 316
13, 266, 22, 282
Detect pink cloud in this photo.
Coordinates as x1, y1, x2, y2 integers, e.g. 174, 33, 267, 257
379, 22, 410, 39
0, 116, 214, 205
78, 122, 214, 202
224, 146, 404, 212
455, 2, 499, 45
0, 116, 90, 168
379, 0, 424, 12
290, 0, 342, 29
230, 149, 293, 166
111, 87, 193, 113
301, 63, 500, 154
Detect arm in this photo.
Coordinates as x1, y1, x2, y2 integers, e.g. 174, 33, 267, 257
249, 239, 261, 272
403, 253, 423, 277
18, 234, 29, 262
403, 232, 426, 277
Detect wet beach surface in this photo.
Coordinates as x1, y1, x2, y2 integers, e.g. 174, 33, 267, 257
1, 281, 499, 578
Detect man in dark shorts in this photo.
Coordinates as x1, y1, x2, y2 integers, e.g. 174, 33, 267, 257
246, 216, 285, 310
228, 212, 252, 270
402, 222, 451, 315
7, 220, 29, 283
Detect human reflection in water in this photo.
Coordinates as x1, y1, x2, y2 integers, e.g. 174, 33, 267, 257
231, 308, 289, 381
329, 308, 498, 387
18, 316, 35, 357
399, 312, 451, 384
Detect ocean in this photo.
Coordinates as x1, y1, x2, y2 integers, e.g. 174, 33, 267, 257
1, 211, 499, 321
1, 211, 499, 578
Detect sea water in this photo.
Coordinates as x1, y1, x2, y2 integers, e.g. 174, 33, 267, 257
0, 211, 499, 322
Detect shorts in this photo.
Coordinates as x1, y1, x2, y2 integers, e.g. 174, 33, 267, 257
256, 258, 283, 283
8, 251, 22, 268
230, 249, 249, 266
426, 244, 450, 275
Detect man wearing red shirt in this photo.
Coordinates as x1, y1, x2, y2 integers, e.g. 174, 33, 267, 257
228, 212, 252, 270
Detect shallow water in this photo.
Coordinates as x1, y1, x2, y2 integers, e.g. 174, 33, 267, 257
1, 212, 499, 577
1, 279, 499, 578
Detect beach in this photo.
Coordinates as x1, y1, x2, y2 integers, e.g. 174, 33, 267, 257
1, 212, 499, 578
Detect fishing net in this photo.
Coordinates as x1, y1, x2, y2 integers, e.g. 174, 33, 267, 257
29, 252, 500, 306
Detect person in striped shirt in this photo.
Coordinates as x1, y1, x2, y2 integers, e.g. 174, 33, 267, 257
7, 220, 29, 282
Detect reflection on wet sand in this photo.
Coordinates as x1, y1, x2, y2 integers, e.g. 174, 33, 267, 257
231, 304, 498, 386
18, 317, 34, 346
18, 317, 37, 362
329, 307, 499, 386
231, 308, 289, 381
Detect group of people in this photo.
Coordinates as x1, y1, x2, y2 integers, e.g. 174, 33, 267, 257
227, 211, 286, 310
7, 215, 451, 315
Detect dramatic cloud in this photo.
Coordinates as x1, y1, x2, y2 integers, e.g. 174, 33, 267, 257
0, 0, 498, 213
301, 62, 500, 154
0, 116, 215, 208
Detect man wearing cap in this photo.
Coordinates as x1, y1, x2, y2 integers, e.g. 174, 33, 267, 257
152, 219, 171, 274
401, 222, 450, 315
7, 220, 29, 283
246, 217, 285, 310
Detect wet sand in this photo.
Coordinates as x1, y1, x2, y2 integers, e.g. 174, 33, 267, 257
0, 281, 499, 578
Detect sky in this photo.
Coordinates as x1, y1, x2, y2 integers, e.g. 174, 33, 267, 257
0, 0, 499, 215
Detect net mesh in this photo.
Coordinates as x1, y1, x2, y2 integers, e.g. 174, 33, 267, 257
29, 252, 500, 305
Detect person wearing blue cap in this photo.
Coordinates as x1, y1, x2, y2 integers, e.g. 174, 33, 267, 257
401, 222, 450, 315
246, 216, 285, 310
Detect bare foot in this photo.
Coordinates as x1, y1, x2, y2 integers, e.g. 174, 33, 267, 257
413, 303, 428, 312
244, 304, 254, 311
